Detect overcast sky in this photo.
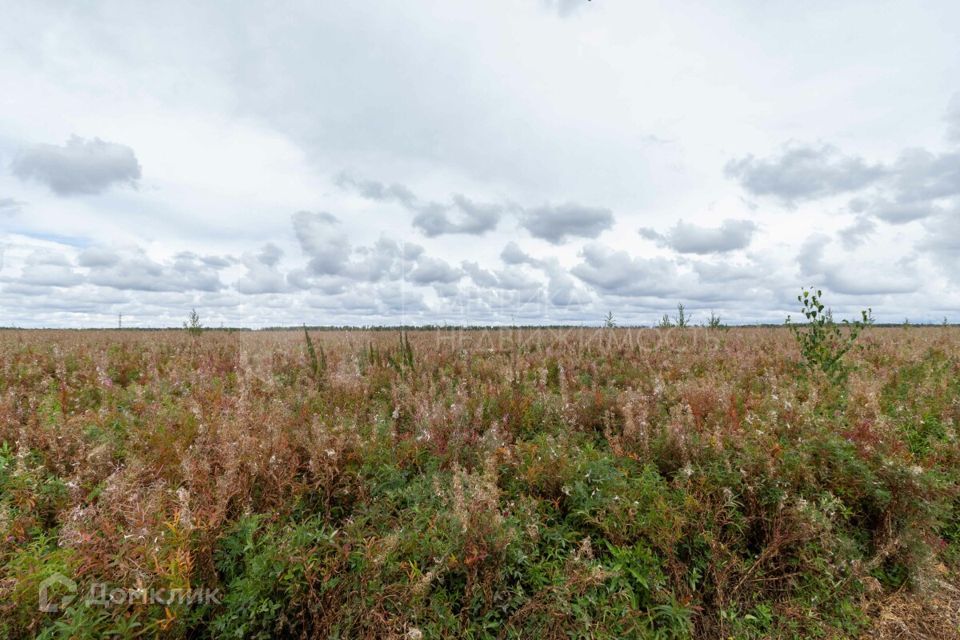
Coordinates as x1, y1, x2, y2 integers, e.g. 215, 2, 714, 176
2, 0, 959, 327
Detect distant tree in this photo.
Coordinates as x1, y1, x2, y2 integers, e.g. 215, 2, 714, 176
604, 311, 617, 329
675, 303, 690, 329
184, 308, 203, 336
707, 310, 723, 330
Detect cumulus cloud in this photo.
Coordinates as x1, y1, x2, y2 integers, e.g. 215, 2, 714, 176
848, 197, 939, 224
890, 149, 960, 203
11, 136, 141, 196
725, 144, 885, 205
77, 246, 121, 268
838, 216, 876, 249
639, 218, 757, 254
17, 249, 83, 287
338, 173, 620, 242
292, 211, 352, 276
461, 261, 498, 288
291, 210, 454, 291
918, 204, 960, 282
520, 203, 614, 244
336, 173, 502, 236
3, 245, 227, 293
797, 234, 919, 295
500, 241, 541, 267
408, 256, 461, 284
571, 243, 679, 296
412, 194, 503, 237
235, 243, 287, 294
84, 249, 226, 292
334, 173, 417, 207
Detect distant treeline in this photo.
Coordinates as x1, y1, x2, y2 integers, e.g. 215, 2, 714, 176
0, 322, 955, 331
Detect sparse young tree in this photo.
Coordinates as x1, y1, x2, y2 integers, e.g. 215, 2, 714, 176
787, 288, 872, 385
184, 308, 203, 336
707, 310, 723, 329
675, 303, 689, 328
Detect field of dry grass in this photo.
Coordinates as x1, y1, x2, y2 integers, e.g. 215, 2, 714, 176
1, 326, 958, 638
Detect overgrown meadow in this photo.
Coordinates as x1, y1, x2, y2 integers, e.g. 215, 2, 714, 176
2, 320, 959, 638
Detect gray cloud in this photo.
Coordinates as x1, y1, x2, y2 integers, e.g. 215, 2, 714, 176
8, 246, 227, 293
256, 243, 282, 267
838, 216, 876, 249
235, 243, 287, 294
725, 144, 885, 204
462, 261, 499, 288
849, 197, 940, 224
571, 243, 679, 296
408, 256, 461, 285
339, 173, 619, 242
798, 234, 919, 295
919, 204, 960, 282
500, 241, 542, 267
77, 246, 121, 268
292, 211, 351, 276
17, 249, 83, 287
11, 136, 141, 196
690, 258, 764, 285
292, 211, 444, 289
491, 244, 591, 306
890, 149, 960, 202
334, 173, 417, 208
520, 203, 614, 244
639, 218, 757, 254
543, 0, 590, 17
0, 198, 23, 216
337, 173, 502, 236
84, 249, 225, 292
412, 194, 503, 237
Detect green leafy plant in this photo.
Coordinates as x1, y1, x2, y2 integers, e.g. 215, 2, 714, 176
303, 325, 327, 389
787, 288, 871, 385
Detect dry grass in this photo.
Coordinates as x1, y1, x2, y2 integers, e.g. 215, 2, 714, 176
1, 326, 958, 638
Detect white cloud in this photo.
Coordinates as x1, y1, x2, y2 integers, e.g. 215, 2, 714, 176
1, 1, 959, 325
520, 203, 614, 244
